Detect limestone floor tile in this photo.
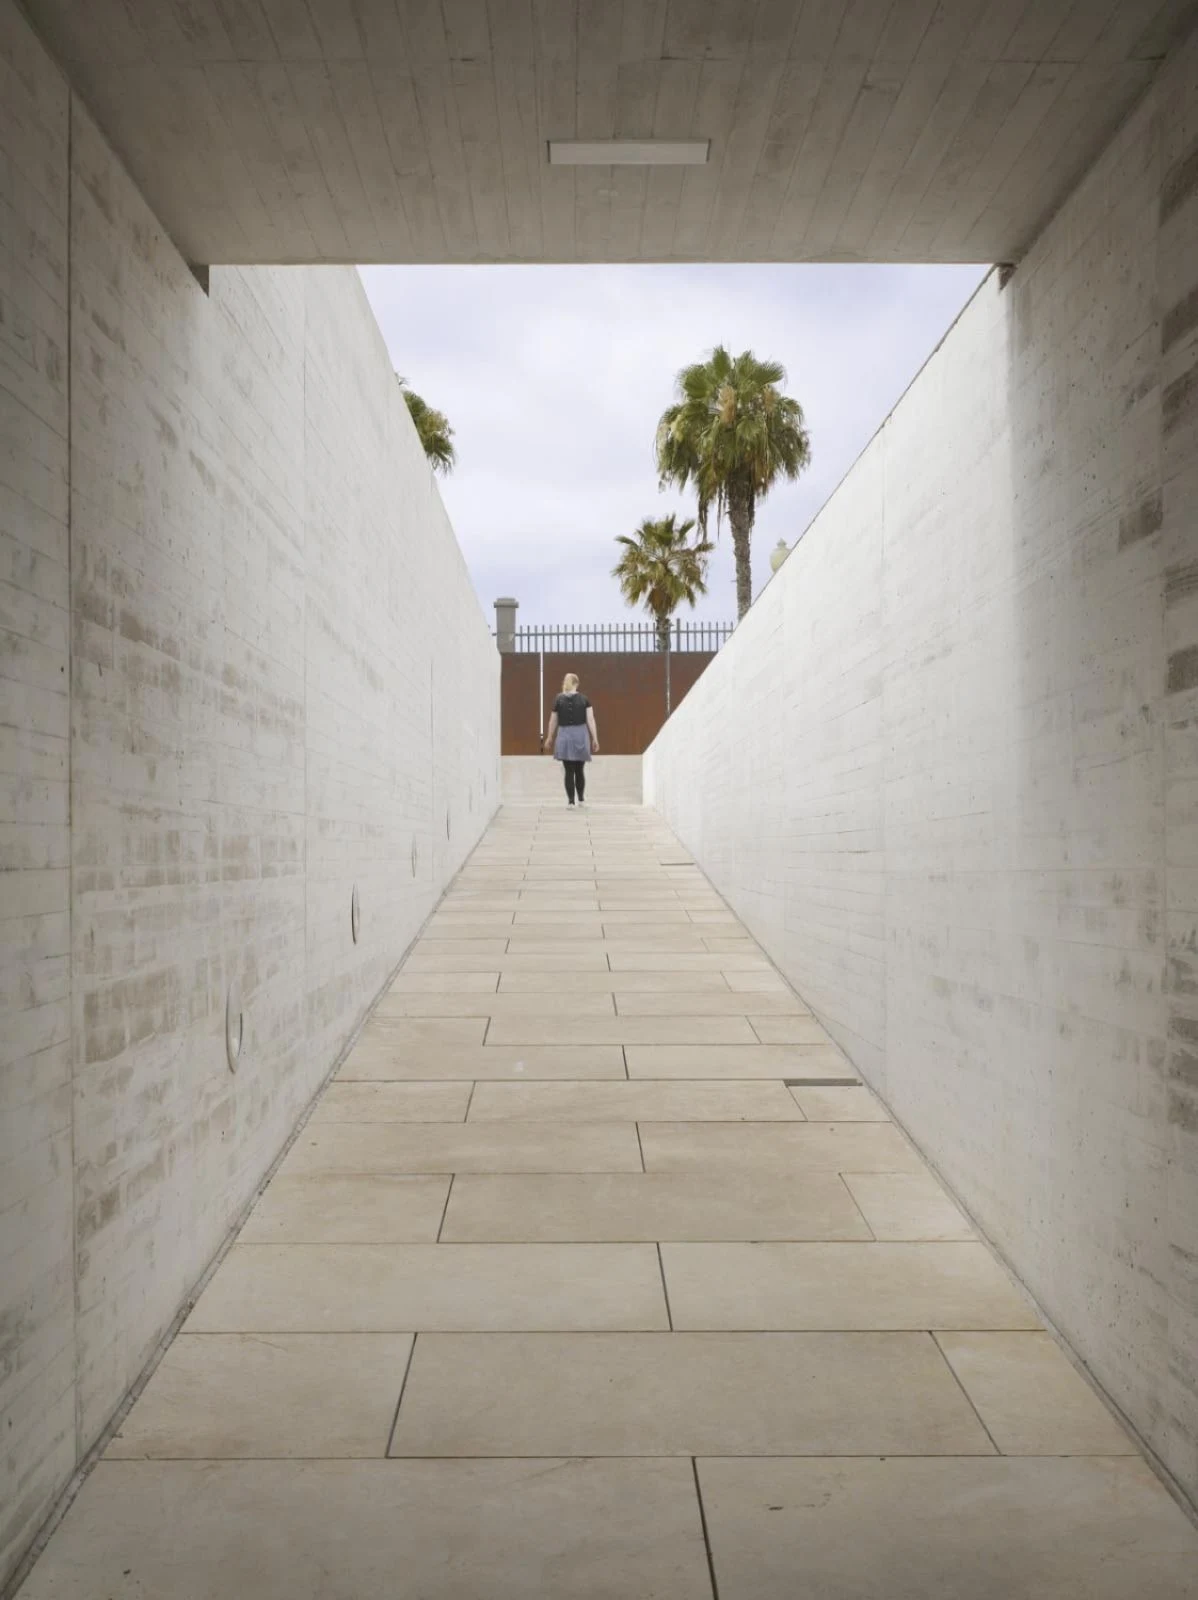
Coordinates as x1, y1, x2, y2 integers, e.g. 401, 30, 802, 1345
407, 950, 614, 973
423, 917, 516, 936
375, 991, 617, 1018
626, 1044, 859, 1079
388, 971, 501, 992
661, 1243, 1039, 1330
508, 918, 609, 936
106, 1333, 410, 1459
281, 1121, 643, 1175
354, 1017, 487, 1046
841, 1171, 975, 1240
789, 1084, 891, 1120
514, 895, 603, 910
723, 970, 797, 994
597, 897, 688, 909
695, 1457, 1198, 1599
499, 969, 728, 992
641, 1122, 924, 1173
337, 1043, 627, 1081
486, 1015, 758, 1045
935, 1332, 1137, 1454
703, 937, 756, 951
18, 1459, 711, 1600
598, 909, 695, 924
391, 1332, 994, 1457
614, 991, 804, 1015
310, 1083, 471, 1122
402, 939, 511, 964
441, 1172, 874, 1242
186, 1244, 667, 1332
750, 1016, 838, 1044
608, 952, 772, 971
239, 1175, 451, 1244
508, 935, 711, 954
466, 1081, 806, 1122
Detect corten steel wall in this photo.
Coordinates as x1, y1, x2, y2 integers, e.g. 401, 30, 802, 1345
501, 651, 716, 755
647, 19, 1198, 1514
0, 1, 500, 1583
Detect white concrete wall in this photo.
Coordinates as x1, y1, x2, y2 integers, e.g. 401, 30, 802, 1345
0, 3, 74, 1584
502, 755, 643, 805
0, 2, 499, 1583
647, 24, 1198, 1511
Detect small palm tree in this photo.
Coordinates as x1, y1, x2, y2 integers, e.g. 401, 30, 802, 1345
612, 514, 712, 652
398, 376, 456, 475
656, 346, 810, 619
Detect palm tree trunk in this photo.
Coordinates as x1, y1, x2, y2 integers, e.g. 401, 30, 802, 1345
728, 479, 754, 620
655, 613, 671, 653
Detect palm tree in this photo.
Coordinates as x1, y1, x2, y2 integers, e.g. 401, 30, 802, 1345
612, 514, 712, 652
398, 376, 456, 475
656, 346, 810, 620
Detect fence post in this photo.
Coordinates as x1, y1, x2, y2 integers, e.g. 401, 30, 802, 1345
494, 597, 519, 653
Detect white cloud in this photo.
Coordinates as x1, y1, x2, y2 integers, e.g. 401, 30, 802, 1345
360, 262, 989, 627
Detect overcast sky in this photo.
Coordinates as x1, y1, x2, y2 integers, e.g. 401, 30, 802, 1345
359, 263, 989, 628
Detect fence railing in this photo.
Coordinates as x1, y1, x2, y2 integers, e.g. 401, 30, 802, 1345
503, 620, 733, 653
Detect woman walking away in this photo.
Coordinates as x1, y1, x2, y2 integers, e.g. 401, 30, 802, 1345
543, 673, 600, 806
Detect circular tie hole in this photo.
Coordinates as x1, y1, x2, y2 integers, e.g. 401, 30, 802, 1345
225, 983, 243, 1074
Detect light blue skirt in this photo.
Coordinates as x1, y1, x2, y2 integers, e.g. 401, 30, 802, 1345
554, 725, 591, 763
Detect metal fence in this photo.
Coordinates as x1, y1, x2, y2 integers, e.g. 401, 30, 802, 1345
504, 620, 734, 653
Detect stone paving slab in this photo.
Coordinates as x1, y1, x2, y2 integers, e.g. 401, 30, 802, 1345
186, 1244, 667, 1332
485, 1015, 758, 1045
640, 1121, 925, 1173
935, 1332, 1137, 1454
498, 969, 728, 992
696, 1457, 1198, 1599
107, 1334, 410, 1459
338, 1043, 628, 1081
390, 1332, 996, 1457
20, 798, 1191, 1600
239, 1175, 451, 1244
310, 1083, 471, 1122
18, 1460, 711, 1599
660, 1243, 1040, 1330
440, 1173, 874, 1243
281, 1121, 643, 1175
789, 1084, 890, 1120
466, 1081, 806, 1122
626, 1044, 856, 1079
841, 1171, 976, 1240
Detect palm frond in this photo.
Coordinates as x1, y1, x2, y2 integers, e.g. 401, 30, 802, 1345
398, 376, 457, 475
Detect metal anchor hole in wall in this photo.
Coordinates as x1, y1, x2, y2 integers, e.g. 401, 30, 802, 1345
446, 807, 451, 840
411, 837, 418, 877
351, 884, 361, 944
225, 983, 243, 1074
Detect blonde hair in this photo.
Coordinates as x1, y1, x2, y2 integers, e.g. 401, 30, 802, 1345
562, 673, 580, 692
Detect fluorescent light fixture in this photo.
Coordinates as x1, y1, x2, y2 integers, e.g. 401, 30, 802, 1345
548, 139, 710, 166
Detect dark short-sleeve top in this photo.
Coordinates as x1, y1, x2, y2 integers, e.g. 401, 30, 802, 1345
554, 692, 590, 727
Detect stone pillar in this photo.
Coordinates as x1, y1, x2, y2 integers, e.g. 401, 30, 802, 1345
494, 597, 519, 653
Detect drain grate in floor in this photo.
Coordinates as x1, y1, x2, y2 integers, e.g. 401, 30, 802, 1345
784, 1077, 862, 1087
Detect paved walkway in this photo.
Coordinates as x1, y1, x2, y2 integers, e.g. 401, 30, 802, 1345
20, 805, 1198, 1597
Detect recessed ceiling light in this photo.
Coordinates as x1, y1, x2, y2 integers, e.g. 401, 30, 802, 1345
548, 140, 710, 167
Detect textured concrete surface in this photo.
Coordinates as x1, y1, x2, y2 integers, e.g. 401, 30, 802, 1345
502, 753, 642, 804
0, 0, 497, 1585
646, 18, 1198, 1511
17, 804, 1198, 1598
17, 0, 1198, 267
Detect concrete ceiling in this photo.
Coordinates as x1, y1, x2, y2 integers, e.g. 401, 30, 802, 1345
23, 0, 1198, 266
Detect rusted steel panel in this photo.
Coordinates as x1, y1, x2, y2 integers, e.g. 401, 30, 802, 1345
501, 651, 717, 755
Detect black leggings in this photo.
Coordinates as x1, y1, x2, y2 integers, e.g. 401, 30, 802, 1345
563, 761, 587, 803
